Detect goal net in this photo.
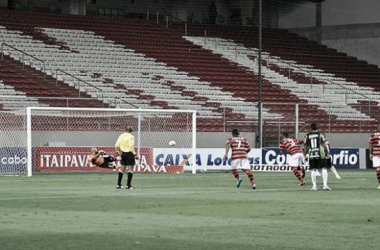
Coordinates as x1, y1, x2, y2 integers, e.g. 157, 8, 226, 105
26, 107, 196, 176
0, 111, 28, 176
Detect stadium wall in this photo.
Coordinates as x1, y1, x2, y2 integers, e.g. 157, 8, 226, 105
86, 0, 217, 22
321, 0, 380, 26
0, 0, 7, 8
320, 27, 379, 67
277, 1, 316, 29
30, 131, 371, 148
291, 23, 380, 67
31, 132, 257, 148
279, 0, 380, 67
279, 0, 380, 29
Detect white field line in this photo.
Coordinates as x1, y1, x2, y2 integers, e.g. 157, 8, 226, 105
0, 175, 233, 183
0, 186, 368, 201
0, 189, 231, 201
0, 177, 190, 182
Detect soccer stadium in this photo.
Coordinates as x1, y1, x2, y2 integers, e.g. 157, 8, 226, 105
0, 0, 380, 249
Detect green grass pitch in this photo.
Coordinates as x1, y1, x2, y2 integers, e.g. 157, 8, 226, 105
0, 170, 379, 250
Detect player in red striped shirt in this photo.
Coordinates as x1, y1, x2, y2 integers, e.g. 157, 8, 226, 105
223, 129, 256, 189
279, 132, 305, 186
369, 124, 380, 189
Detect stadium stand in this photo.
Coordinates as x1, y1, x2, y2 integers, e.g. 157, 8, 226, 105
171, 23, 380, 131
0, 53, 107, 109
175, 24, 380, 89
0, 9, 280, 132
174, 23, 380, 95
185, 36, 375, 120
0, 9, 379, 137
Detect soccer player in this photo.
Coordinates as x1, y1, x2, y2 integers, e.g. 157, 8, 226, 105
87, 147, 117, 170
369, 124, 380, 189
115, 126, 138, 189
279, 132, 305, 186
223, 129, 256, 189
315, 137, 341, 179
303, 123, 331, 191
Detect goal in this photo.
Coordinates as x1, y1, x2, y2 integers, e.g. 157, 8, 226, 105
25, 107, 196, 176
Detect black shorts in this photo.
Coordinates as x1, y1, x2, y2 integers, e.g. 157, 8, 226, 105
326, 158, 332, 168
309, 158, 327, 169
99, 156, 115, 168
121, 152, 135, 166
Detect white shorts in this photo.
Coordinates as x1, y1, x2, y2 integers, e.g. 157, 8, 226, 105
230, 158, 251, 170
288, 153, 304, 167
373, 156, 380, 168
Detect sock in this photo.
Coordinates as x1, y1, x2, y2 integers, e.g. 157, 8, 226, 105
311, 170, 317, 188
117, 171, 123, 186
301, 167, 305, 178
293, 168, 302, 181
232, 169, 240, 180
377, 169, 380, 185
127, 171, 133, 187
322, 168, 328, 187
244, 169, 255, 184
330, 166, 339, 178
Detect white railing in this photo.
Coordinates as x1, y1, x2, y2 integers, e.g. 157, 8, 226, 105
1, 42, 46, 80
55, 69, 104, 100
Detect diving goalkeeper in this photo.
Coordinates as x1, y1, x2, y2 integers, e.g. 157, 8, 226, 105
87, 147, 118, 169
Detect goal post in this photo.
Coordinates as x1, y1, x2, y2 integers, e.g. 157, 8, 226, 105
26, 107, 197, 176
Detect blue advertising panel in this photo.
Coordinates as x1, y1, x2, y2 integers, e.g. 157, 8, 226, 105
329, 148, 360, 169
0, 147, 27, 173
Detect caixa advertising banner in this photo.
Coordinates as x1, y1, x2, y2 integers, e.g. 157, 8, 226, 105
0, 147, 27, 174
261, 147, 360, 170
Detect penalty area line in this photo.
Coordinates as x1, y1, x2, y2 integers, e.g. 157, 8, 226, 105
0, 189, 239, 201
0, 186, 371, 201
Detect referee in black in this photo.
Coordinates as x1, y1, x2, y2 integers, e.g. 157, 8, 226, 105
115, 126, 138, 189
